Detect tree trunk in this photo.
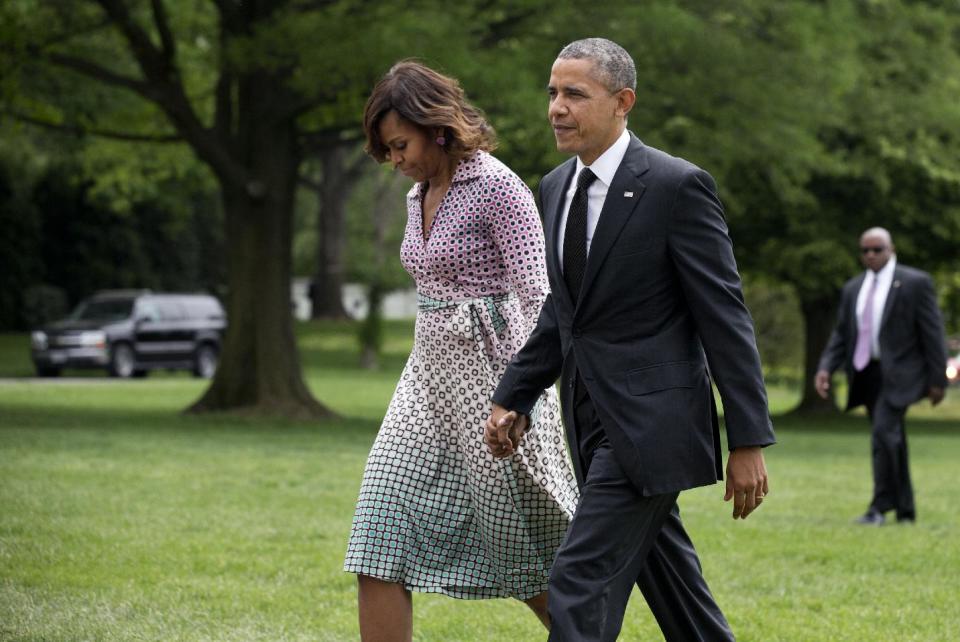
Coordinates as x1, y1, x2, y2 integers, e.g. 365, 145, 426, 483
790, 293, 842, 415
311, 146, 352, 319
359, 282, 384, 370
189, 99, 333, 419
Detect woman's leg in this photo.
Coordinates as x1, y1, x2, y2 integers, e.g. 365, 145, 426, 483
358, 575, 412, 642
524, 591, 551, 630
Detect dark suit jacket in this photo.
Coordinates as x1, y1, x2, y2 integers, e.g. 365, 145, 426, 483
492, 133, 775, 495
818, 263, 948, 410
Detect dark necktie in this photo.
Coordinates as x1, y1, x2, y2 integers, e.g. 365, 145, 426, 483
563, 167, 597, 301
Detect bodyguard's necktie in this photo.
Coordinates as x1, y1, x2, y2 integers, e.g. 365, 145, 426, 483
563, 168, 597, 301
853, 274, 878, 371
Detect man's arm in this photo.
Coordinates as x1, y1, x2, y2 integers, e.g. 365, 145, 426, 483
815, 290, 850, 399
491, 290, 564, 414
485, 291, 565, 458
667, 168, 774, 448
667, 168, 774, 519
914, 272, 949, 403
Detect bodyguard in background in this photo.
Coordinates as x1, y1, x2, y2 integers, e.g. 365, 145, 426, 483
816, 227, 948, 525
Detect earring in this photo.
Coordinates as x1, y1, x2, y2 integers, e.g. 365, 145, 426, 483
436, 135, 446, 146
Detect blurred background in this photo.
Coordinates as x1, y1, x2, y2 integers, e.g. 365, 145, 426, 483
1, 2, 959, 639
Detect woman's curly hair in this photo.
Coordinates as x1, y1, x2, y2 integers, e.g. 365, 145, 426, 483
363, 60, 496, 163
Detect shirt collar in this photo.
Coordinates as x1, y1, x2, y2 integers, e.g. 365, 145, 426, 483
575, 129, 630, 188
450, 150, 488, 184
869, 255, 897, 280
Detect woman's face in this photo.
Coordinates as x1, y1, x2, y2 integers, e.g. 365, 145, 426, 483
378, 110, 443, 182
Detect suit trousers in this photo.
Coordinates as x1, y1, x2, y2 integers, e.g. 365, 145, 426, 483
547, 385, 734, 642
851, 363, 915, 518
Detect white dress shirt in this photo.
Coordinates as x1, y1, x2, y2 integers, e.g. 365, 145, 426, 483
557, 129, 631, 266
855, 255, 897, 359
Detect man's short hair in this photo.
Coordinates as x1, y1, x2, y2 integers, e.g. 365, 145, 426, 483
557, 38, 637, 92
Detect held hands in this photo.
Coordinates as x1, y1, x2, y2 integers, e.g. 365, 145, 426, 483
484, 402, 528, 459
814, 370, 831, 399
724, 446, 769, 520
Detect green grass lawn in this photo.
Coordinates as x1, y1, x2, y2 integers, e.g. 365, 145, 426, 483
1, 322, 959, 640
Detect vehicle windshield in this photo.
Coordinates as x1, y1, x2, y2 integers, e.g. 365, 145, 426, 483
70, 298, 135, 322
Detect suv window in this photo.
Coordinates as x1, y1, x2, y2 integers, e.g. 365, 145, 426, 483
155, 299, 185, 321
182, 297, 224, 320
135, 299, 162, 322
71, 298, 135, 322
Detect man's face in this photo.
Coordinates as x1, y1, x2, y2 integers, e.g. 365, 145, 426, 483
547, 58, 633, 165
859, 232, 894, 272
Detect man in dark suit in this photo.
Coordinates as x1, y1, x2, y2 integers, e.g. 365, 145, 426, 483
815, 227, 947, 526
483, 38, 776, 641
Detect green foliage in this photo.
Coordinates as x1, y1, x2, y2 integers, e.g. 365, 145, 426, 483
344, 164, 412, 362
21, 284, 68, 327
938, 269, 960, 335
742, 275, 804, 385
723, 0, 960, 295
0, 156, 223, 328
0, 158, 41, 329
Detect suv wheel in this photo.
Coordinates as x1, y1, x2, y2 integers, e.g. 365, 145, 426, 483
109, 343, 137, 378
193, 344, 218, 378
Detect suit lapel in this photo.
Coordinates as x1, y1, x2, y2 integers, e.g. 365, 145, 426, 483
846, 274, 865, 339
880, 265, 903, 329
577, 135, 649, 301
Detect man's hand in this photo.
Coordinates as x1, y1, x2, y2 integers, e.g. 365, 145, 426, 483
814, 370, 831, 399
484, 403, 528, 459
930, 386, 945, 406
724, 446, 769, 520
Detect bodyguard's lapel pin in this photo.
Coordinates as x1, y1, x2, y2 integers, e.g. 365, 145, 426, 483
624, 191, 634, 198
893, 280, 901, 288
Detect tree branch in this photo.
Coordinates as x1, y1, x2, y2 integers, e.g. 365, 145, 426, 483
4, 109, 182, 143
344, 145, 368, 182
289, 0, 347, 11
91, 0, 251, 192
150, 0, 177, 64
94, 0, 174, 81
299, 127, 364, 153
298, 175, 322, 192
36, 18, 113, 50
213, 71, 233, 139
480, 7, 541, 47
45, 51, 154, 96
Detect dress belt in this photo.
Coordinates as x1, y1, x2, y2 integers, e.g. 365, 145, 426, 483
416, 292, 515, 361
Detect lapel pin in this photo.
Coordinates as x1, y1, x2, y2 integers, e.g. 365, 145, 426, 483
624, 191, 634, 198
893, 280, 901, 288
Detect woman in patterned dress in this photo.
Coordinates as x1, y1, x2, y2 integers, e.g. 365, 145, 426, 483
343, 61, 579, 640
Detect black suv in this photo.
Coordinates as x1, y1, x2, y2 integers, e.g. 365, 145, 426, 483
30, 290, 226, 378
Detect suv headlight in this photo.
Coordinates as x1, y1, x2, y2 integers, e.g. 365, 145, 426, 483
79, 331, 107, 348
31, 331, 47, 350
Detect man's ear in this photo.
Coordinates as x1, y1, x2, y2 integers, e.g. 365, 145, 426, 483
616, 88, 637, 118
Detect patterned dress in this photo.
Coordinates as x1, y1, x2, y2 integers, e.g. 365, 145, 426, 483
344, 151, 578, 600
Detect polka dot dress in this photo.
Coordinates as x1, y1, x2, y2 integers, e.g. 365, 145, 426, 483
344, 151, 578, 600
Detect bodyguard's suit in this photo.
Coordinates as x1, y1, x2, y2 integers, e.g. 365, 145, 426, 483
818, 262, 947, 519
493, 133, 776, 641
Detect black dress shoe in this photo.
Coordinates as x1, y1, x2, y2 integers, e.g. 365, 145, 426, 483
855, 509, 885, 526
